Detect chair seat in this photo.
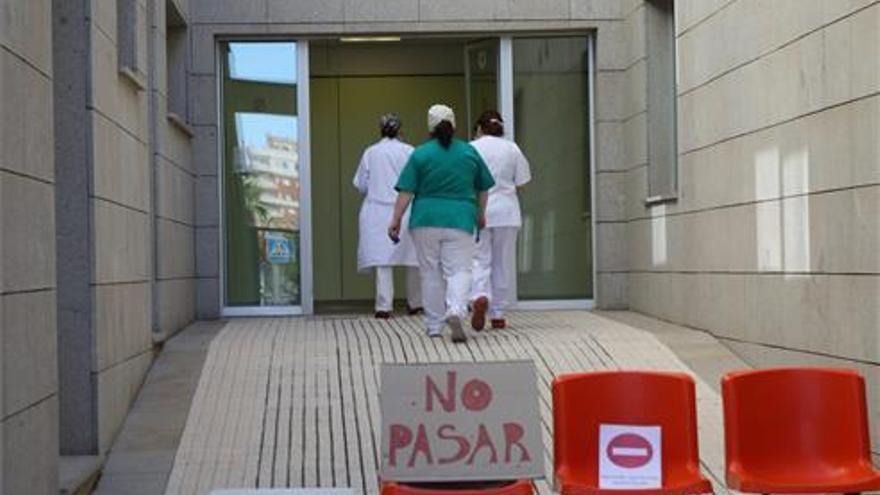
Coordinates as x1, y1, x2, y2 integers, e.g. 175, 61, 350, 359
728, 463, 880, 493
381, 479, 534, 495
722, 368, 879, 494
552, 372, 713, 495
557, 471, 713, 495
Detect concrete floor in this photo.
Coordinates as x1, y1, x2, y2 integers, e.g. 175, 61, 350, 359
93, 311, 753, 495
93, 321, 226, 494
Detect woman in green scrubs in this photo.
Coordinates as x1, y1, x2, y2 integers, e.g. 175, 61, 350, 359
388, 104, 495, 342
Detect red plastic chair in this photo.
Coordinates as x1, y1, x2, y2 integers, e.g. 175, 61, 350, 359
380, 480, 534, 495
722, 368, 880, 494
552, 371, 713, 495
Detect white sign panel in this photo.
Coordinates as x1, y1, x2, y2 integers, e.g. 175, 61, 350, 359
599, 424, 662, 489
380, 361, 544, 482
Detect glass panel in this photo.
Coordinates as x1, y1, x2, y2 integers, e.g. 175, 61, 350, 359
466, 40, 498, 138
513, 37, 592, 299
223, 41, 301, 307
228, 42, 297, 84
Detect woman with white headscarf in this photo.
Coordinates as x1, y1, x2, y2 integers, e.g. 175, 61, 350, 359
353, 113, 421, 318
388, 104, 495, 343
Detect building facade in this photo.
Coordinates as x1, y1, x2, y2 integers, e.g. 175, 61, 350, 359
0, 0, 877, 492
2, 1, 57, 492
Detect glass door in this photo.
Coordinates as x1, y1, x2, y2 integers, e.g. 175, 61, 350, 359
221, 41, 311, 315
464, 39, 499, 139
511, 36, 593, 302
467, 36, 595, 306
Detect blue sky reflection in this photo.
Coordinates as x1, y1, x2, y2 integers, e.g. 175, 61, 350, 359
236, 113, 297, 148
229, 42, 297, 84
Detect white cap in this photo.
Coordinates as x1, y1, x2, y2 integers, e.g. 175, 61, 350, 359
427, 104, 456, 132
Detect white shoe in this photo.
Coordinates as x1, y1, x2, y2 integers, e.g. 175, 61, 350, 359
446, 315, 467, 343
427, 327, 443, 338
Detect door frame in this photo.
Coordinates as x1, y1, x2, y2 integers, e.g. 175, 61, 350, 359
498, 34, 597, 311
218, 40, 313, 317
218, 34, 597, 316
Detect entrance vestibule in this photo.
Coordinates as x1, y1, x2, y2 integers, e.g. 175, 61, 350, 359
220, 36, 594, 315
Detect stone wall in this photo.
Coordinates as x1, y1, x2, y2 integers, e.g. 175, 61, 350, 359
88, 0, 156, 452
627, 0, 880, 450
1, 1, 58, 493
152, 0, 197, 340
594, 0, 646, 308
53, 0, 196, 460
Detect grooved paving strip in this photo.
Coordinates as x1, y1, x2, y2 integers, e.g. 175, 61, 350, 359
164, 311, 732, 495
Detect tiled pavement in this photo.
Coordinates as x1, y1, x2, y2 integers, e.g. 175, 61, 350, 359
130, 311, 741, 495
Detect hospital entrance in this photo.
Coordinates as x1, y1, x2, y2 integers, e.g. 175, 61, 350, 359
220, 36, 595, 315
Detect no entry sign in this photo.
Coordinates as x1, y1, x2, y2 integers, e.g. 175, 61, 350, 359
380, 361, 544, 482
607, 433, 654, 468
598, 424, 662, 489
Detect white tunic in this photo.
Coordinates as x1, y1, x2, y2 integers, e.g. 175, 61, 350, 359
470, 135, 532, 227
353, 138, 419, 272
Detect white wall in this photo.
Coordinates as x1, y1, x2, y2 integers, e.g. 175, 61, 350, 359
626, 0, 880, 451
1, 0, 58, 492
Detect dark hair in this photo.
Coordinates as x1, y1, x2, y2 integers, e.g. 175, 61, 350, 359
381, 125, 400, 139
476, 109, 504, 137
431, 120, 455, 148
379, 113, 402, 139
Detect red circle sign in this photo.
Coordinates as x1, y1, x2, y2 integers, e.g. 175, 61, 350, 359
606, 433, 653, 468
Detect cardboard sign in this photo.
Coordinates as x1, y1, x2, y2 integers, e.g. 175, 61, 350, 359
380, 361, 544, 482
209, 490, 354, 495
598, 424, 662, 489
265, 233, 292, 264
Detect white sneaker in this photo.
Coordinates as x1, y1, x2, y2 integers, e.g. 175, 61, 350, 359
446, 315, 467, 343
427, 327, 443, 338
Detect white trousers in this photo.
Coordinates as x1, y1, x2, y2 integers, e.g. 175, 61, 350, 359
471, 226, 519, 318
375, 266, 422, 312
412, 227, 476, 332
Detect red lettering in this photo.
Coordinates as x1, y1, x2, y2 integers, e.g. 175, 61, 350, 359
503, 422, 531, 463
388, 424, 412, 467
437, 424, 470, 465
426, 372, 456, 412
466, 424, 499, 465
407, 424, 434, 467
461, 379, 492, 411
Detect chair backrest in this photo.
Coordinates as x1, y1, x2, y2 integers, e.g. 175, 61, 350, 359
722, 368, 872, 474
552, 371, 702, 487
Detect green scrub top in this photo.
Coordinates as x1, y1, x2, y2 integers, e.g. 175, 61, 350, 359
396, 138, 495, 234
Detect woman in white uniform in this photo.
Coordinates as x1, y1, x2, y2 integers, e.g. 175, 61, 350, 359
469, 110, 531, 330
353, 113, 422, 318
